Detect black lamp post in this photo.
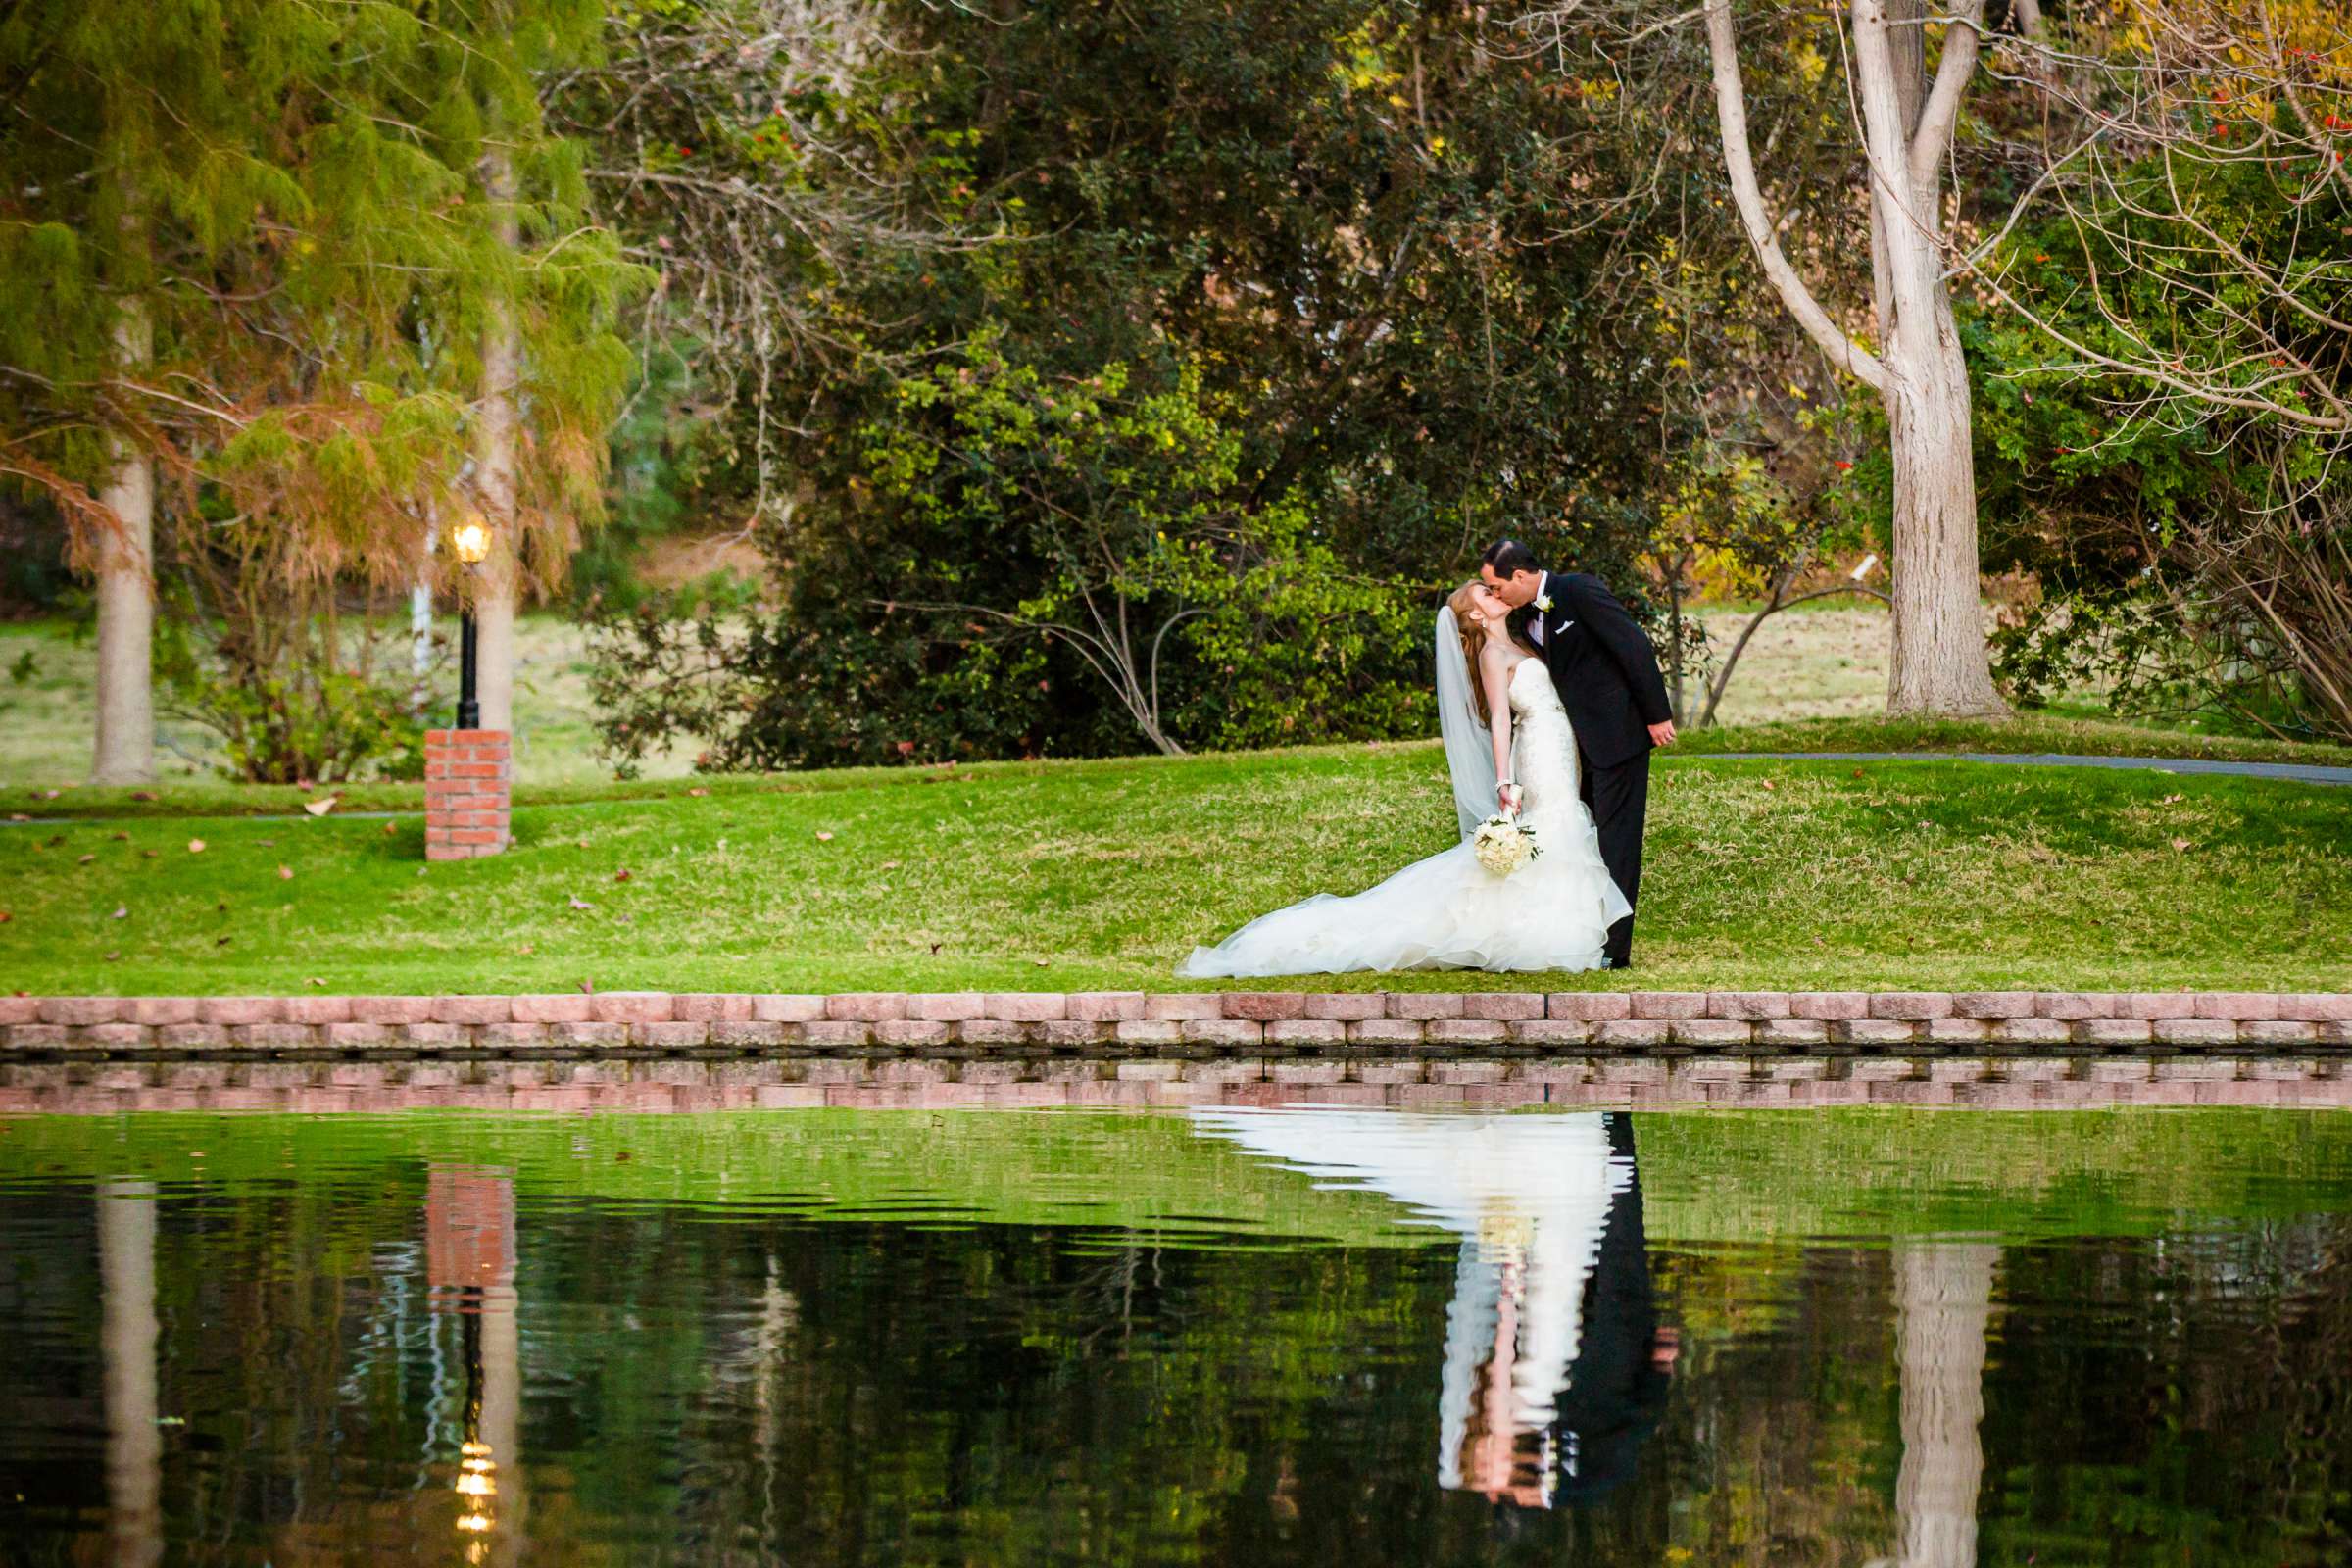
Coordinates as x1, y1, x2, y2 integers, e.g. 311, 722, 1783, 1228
450, 514, 491, 729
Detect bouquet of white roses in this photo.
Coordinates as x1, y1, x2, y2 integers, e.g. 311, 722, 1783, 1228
1472, 814, 1541, 877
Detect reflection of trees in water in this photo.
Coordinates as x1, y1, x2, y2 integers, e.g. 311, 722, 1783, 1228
34, 1166, 2352, 1566
1874, 1244, 1996, 1568
99, 1179, 162, 1568
1978, 1219, 2352, 1563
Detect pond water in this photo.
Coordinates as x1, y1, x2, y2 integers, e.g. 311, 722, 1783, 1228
3, 1096, 2350, 1566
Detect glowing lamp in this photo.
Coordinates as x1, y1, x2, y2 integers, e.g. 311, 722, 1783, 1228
451, 514, 492, 566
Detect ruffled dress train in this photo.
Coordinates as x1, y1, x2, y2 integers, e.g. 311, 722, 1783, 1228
1180, 660, 1630, 977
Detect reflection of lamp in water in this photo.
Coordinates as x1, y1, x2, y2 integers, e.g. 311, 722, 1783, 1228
428, 1165, 522, 1562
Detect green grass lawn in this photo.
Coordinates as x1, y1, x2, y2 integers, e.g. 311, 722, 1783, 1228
2, 741, 2344, 995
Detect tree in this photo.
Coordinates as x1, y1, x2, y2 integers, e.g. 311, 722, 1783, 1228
432, 0, 640, 733
1963, 0, 2352, 741
0, 3, 284, 783
0, 1, 637, 779
586, 0, 1721, 769
1701, 0, 2009, 718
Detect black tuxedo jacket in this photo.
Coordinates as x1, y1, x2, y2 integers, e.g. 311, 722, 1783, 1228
1514, 572, 1672, 771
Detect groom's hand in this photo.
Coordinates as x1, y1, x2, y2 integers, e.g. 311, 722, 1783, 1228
1648, 719, 1678, 748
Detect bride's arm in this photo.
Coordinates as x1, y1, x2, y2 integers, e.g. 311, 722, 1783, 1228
1479, 646, 1517, 811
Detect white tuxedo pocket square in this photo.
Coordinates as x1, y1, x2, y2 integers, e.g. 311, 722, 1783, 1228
1553, 617, 1575, 635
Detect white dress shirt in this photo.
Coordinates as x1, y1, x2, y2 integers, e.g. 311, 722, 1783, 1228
1528, 572, 1551, 645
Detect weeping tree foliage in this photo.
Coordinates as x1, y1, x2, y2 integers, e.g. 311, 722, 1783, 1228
0, 0, 639, 782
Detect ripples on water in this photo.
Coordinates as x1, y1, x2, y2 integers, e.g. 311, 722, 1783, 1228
2, 1098, 2350, 1565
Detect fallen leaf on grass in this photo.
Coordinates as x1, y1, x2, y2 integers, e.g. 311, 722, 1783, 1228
129, 791, 154, 802
515, 944, 534, 956
815, 831, 835, 842
104, 951, 120, 962
0, 912, 11, 923
303, 796, 338, 817
568, 896, 595, 910
2160, 793, 2183, 806
613, 868, 633, 882
215, 936, 231, 947
382, 820, 398, 836
110, 906, 126, 919
141, 849, 158, 858
2172, 837, 2192, 852
111, 832, 127, 841
6, 814, 26, 823
687, 787, 709, 798
187, 838, 207, 854
77, 853, 94, 864
578, 979, 595, 994
880, 860, 902, 871
277, 865, 294, 881
1760, 779, 1777, 791
256, 838, 275, 847
306, 977, 326, 987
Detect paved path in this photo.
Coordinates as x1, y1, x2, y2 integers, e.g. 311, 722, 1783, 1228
1694, 751, 2352, 788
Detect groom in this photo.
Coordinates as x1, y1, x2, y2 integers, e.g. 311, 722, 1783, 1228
1480, 540, 1675, 968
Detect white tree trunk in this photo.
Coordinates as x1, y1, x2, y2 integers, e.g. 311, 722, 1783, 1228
91, 300, 156, 785
1853, 0, 2008, 717
1704, 0, 2008, 719
473, 143, 522, 734
1891, 1242, 1995, 1568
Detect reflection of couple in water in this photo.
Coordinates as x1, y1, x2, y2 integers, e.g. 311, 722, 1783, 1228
1191, 1108, 1673, 1511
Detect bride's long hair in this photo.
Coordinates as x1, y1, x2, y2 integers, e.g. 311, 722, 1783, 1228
1447, 582, 1530, 725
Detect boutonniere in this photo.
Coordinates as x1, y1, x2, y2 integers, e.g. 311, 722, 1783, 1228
1536, 594, 1553, 613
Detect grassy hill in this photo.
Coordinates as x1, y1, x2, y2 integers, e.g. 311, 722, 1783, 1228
1, 740, 2344, 995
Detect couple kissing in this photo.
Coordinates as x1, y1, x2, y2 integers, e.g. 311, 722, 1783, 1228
1184, 540, 1674, 978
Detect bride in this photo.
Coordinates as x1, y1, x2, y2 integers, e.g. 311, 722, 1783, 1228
1180, 581, 1630, 977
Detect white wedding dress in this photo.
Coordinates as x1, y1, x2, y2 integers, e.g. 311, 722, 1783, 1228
1180, 656, 1631, 976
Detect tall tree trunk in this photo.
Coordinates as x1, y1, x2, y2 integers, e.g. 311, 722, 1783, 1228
473, 142, 521, 734
99, 1179, 165, 1568
92, 299, 155, 785
1705, 0, 2008, 719
1890, 1242, 1995, 1568
1853, 0, 2009, 717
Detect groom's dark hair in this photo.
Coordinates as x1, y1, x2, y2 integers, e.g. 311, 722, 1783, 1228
1482, 539, 1542, 578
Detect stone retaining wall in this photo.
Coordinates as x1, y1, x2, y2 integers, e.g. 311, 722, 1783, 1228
5, 1054, 2350, 1116
4, 990, 2347, 1057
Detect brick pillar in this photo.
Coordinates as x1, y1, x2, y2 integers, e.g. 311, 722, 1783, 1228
424, 729, 512, 860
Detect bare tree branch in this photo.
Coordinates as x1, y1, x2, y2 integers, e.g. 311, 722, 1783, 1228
1702, 0, 1889, 390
